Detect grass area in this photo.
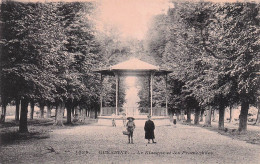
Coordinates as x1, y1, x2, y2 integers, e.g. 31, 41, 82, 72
181, 120, 260, 146
0, 117, 97, 146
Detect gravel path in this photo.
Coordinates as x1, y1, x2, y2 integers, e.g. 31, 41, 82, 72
1, 123, 259, 164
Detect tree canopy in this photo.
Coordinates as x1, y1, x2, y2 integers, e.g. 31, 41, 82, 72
145, 1, 259, 131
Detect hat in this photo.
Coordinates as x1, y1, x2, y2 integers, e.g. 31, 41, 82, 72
127, 117, 135, 120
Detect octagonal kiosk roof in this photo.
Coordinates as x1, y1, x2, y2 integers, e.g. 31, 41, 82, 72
94, 58, 172, 76
111, 58, 159, 70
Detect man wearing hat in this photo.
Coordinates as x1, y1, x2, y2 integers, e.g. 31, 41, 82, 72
126, 117, 135, 144
144, 115, 156, 144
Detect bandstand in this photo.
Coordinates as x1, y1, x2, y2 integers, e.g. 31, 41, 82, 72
95, 58, 172, 126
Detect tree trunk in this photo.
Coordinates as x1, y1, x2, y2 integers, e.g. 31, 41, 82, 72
30, 101, 35, 119
238, 100, 249, 132
180, 110, 185, 120
255, 107, 260, 126
212, 109, 216, 122
176, 112, 180, 121
94, 106, 98, 119
15, 99, 20, 121
72, 107, 75, 117
39, 102, 44, 118
218, 103, 225, 130
19, 98, 29, 133
46, 103, 51, 118
55, 105, 58, 122
186, 108, 191, 123
0, 102, 7, 123
67, 106, 72, 124
86, 109, 89, 117
82, 108, 86, 121
79, 108, 82, 116
255, 98, 260, 125
55, 102, 64, 126
229, 105, 234, 123
204, 107, 212, 126
200, 108, 204, 122
194, 107, 200, 125
75, 107, 79, 119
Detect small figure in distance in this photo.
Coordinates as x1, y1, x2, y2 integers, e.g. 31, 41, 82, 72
126, 117, 135, 144
144, 115, 156, 144
173, 113, 177, 127
112, 113, 116, 127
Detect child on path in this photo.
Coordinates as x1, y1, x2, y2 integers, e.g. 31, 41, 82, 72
126, 117, 135, 144
112, 113, 116, 127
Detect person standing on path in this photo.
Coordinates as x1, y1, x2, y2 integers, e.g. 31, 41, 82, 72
144, 115, 156, 144
112, 113, 116, 127
173, 114, 177, 127
126, 117, 135, 144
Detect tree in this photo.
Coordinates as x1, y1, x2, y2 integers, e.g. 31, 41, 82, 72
145, 2, 219, 126
1, 1, 38, 129
163, 2, 259, 131
1, 1, 69, 129
182, 2, 259, 131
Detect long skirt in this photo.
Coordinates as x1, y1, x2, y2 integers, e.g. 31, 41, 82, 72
173, 119, 177, 125
145, 130, 155, 139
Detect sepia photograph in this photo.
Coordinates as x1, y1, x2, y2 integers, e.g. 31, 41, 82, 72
0, 0, 259, 163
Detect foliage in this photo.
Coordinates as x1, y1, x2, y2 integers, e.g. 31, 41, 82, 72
0, 1, 102, 127
145, 1, 260, 125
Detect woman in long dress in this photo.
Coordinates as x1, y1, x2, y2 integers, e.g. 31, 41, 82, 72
144, 115, 156, 144
173, 114, 177, 127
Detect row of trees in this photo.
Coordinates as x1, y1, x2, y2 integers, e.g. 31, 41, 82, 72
145, 1, 259, 132
0, 1, 153, 132
0, 1, 103, 132
0, 1, 259, 133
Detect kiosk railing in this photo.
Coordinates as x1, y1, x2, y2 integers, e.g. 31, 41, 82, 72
100, 107, 167, 116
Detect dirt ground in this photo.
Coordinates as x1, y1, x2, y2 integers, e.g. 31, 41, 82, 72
0, 119, 260, 164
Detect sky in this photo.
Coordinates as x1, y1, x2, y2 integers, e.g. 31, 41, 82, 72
96, 0, 172, 40
1, 0, 255, 39
95, 0, 259, 40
